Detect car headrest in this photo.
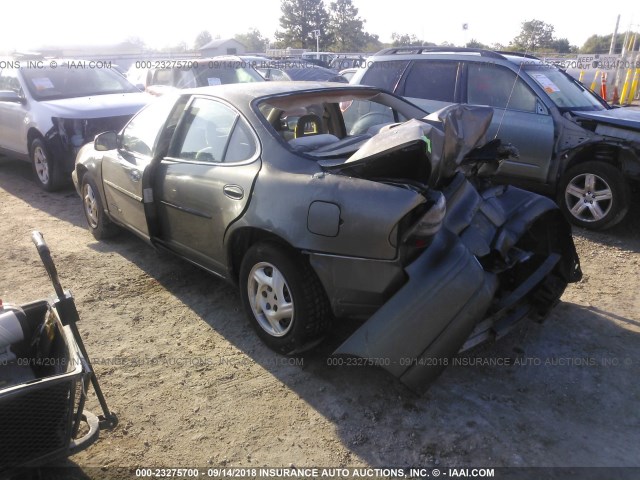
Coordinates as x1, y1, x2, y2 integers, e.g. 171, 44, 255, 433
295, 114, 324, 138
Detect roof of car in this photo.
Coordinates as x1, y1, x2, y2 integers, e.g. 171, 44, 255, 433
181, 81, 381, 100
372, 46, 542, 65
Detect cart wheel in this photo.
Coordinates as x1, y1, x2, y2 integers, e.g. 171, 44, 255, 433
81, 174, 119, 240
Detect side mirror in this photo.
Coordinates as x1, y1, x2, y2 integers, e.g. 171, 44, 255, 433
0, 90, 25, 104
94, 131, 118, 151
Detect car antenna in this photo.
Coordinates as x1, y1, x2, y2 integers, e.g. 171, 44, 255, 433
494, 27, 538, 140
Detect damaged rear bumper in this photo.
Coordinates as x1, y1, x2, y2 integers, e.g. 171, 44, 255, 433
334, 174, 581, 393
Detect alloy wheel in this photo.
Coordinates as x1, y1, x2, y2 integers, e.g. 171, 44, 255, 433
564, 172, 613, 223
247, 262, 294, 337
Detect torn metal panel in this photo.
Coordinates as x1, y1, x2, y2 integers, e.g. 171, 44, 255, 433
334, 228, 498, 390
334, 171, 580, 392
320, 105, 495, 189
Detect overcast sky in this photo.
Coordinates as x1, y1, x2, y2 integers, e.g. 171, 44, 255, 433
0, 0, 636, 52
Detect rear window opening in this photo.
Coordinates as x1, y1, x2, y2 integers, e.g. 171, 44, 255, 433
256, 91, 418, 158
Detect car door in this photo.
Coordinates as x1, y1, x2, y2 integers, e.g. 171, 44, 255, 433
463, 62, 555, 184
152, 96, 261, 273
0, 68, 27, 153
100, 95, 179, 239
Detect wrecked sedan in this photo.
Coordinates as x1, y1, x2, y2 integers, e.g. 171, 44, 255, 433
73, 83, 581, 391
0, 58, 149, 191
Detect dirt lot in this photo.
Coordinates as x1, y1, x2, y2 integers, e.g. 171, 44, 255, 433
1, 157, 639, 478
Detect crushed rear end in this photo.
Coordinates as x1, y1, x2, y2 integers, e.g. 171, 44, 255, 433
325, 105, 581, 392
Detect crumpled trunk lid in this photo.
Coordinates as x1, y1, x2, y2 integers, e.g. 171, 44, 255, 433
320, 104, 494, 188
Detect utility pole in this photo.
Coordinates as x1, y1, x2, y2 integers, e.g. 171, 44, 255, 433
610, 15, 620, 54
313, 30, 321, 58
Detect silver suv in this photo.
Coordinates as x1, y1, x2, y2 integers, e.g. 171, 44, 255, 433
351, 47, 640, 230
0, 58, 150, 191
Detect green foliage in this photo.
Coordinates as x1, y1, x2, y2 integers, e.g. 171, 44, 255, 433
551, 38, 577, 54
235, 29, 269, 53
391, 33, 421, 46
194, 31, 213, 50
579, 33, 635, 53
510, 19, 554, 50
275, 0, 330, 49
508, 19, 577, 53
466, 39, 489, 49
326, 0, 367, 51
363, 33, 383, 52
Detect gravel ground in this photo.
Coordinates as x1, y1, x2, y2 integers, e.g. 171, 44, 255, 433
1, 157, 639, 479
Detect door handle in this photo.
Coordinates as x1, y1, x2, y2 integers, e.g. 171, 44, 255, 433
223, 184, 244, 200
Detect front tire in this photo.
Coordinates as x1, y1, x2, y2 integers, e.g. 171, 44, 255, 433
239, 242, 331, 355
81, 173, 119, 240
30, 138, 62, 191
558, 161, 630, 230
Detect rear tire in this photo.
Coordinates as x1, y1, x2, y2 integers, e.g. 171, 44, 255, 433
558, 161, 629, 230
239, 242, 331, 355
81, 173, 119, 240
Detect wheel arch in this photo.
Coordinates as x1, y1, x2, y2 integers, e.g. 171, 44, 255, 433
26, 128, 44, 152
561, 141, 638, 192
226, 227, 298, 285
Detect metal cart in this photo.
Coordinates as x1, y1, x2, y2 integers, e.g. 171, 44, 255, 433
0, 231, 116, 475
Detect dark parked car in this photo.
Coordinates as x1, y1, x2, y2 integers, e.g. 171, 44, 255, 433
0, 58, 150, 190
351, 47, 640, 230
73, 82, 580, 391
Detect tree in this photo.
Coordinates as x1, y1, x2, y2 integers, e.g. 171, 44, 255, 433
391, 32, 421, 46
363, 33, 383, 52
194, 30, 212, 50
326, 0, 367, 52
509, 19, 555, 51
275, 0, 330, 49
551, 38, 577, 54
580, 33, 627, 54
235, 29, 269, 53
125, 36, 146, 51
466, 39, 489, 49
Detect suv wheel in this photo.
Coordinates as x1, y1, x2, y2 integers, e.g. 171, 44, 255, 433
30, 138, 62, 191
558, 161, 629, 230
239, 242, 331, 355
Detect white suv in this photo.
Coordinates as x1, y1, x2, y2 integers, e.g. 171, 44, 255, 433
0, 58, 150, 190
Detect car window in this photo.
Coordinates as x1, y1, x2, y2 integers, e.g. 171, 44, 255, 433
359, 60, 410, 91
524, 66, 605, 111
175, 98, 255, 163
403, 61, 458, 102
342, 99, 406, 135
467, 63, 537, 112
152, 69, 173, 86
193, 65, 263, 86
0, 69, 22, 95
121, 95, 178, 158
175, 69, 198, 89
20, 65, 139, 100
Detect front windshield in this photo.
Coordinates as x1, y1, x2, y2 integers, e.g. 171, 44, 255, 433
21, 65, 140, 100
524, 66, 605, 111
